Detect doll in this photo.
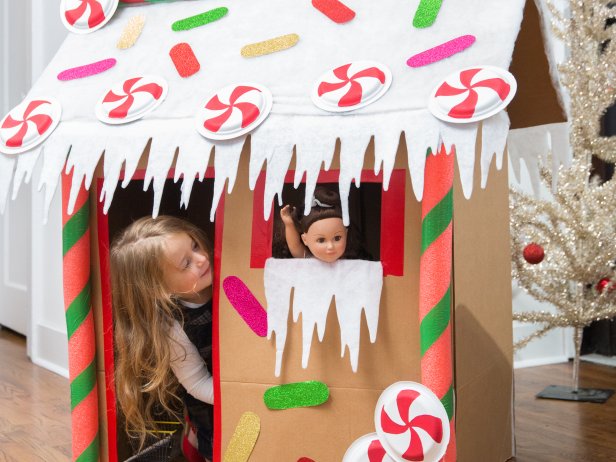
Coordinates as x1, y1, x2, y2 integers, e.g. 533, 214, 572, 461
279, 187, 349, 263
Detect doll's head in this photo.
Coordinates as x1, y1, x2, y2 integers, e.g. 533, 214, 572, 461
298, 188, 347, 263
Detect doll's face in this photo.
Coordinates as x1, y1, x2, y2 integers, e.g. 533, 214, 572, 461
162, 232, 212, 303
301, 217, 347, 263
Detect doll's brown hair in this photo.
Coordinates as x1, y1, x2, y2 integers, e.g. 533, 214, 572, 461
295, 187, 343, 233
273, 186, 372, 260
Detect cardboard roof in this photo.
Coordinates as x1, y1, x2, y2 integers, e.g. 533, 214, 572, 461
0, 0, 564, 220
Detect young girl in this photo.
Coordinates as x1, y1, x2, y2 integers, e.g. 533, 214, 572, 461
111, 216, 214, 462
279, 187, 369, 262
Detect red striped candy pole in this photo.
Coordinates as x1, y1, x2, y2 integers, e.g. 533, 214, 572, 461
62, 170, 100, 462
419, 143, 456, 461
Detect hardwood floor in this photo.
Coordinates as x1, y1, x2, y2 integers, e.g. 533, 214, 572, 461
0, 328, 71, 462
2, 326, 616, 461
514, 361, 616, 462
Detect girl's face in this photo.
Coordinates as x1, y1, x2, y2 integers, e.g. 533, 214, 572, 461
162, 232, 212, 303
301, 217, 347, 263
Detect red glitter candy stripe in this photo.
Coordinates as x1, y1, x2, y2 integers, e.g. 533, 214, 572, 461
312, 0, 355, 24
169, 42, 201, 78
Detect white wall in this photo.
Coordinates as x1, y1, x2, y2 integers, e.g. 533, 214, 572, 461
0, 0, 68, 376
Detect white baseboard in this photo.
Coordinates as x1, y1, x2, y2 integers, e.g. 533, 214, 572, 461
32, 355, 69, 378
31, 323, 68, 378
514, 355, 569, 369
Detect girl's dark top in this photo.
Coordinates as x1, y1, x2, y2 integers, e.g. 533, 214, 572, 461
178, 300, 214, 459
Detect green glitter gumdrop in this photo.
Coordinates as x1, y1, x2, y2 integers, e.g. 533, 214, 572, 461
171, 7, 229, 31
263, 381, 330, 410
413, 0, 443, 28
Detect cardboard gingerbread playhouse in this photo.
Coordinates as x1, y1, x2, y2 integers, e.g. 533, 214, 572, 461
0, 0, 566, 460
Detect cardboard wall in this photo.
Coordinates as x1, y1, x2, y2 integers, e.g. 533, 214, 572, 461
453, 129, 514, 461
218, 141, 422, 461
216, 137, 514, 461
508, 0, 567, 129
90, 133, 514, 461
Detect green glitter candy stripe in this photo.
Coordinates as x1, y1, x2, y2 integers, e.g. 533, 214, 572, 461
65, 282, 91, 339
413, 0, 443, 28
441, 384, 454, 421
75, 434, 99, 462
419, 287, 451, 356
264, 381, 329, 410
172, 7, 229, 31
421, 188, 452, 254
71, 361, 97, 410
62, 203, 89, 257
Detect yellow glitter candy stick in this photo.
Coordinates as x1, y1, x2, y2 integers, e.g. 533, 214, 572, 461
241, 33, 299, 58
223, 411, 261, 462
117, 15, 145, 49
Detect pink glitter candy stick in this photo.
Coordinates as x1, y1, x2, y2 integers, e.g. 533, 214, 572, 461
57, 58, 117, 81
406, 35, 475, 68
223, 276, 268, 337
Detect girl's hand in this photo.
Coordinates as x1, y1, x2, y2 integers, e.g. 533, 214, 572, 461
280, 205, 295, 226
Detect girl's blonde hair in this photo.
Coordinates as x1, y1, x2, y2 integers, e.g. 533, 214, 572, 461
110, 215, 212, 448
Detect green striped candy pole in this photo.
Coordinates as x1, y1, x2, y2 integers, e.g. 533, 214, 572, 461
419, 144, 456, 461
62, 171, 99, 461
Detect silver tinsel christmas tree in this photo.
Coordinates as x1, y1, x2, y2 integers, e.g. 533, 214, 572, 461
510, 0, 616, 397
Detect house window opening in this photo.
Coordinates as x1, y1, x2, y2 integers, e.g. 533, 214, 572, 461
271, 182, 382, 261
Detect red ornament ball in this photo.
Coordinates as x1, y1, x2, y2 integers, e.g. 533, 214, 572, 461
596, 277, 614, 293
523, 243, 545, 264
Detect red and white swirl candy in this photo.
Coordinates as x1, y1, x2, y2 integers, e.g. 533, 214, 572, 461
95, 75, 168, 124
312, 61, 392, 112
343, 433, 396, 462
375, 382, 450, 462
195, 83, 272, 141
60, 0, 119, 34
0, 97, 62, 155
428, 65, 517, 123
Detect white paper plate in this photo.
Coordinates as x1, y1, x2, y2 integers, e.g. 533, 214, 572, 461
343, 432, 396, 462
311, 61, 392, 113
195, 83, 272, 141
375, 381, 450, 462
95, 75, 168, 124
0, 97, 62, 155
60, 0, 119, 34
428, 65, 517, 123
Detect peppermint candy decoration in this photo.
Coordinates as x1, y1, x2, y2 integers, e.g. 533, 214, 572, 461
195, 83, 272, 140
95, 75, 167, 124
0, 97, 61, 155
60, 0, 119, 34
428, 65, 517, 123
375, 382, 449, 462
312, 61, 392, 112
343, 433, 396, 462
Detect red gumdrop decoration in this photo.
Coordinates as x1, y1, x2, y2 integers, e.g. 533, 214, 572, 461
297, 458, 316, 462
523, 243, 544, 264
596, 277, 614, 293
